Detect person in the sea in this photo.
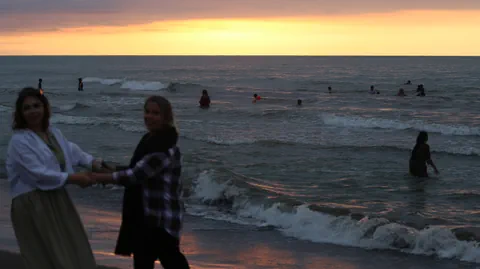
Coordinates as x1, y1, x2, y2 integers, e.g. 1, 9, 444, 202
297, 99, 302, 106
396, 88, 406, 96
405, 80, 412, 85
199, 89, 211, 108
409, 131, 439, 177
89, 96, 190, 269
78, 78, 84, 91
369, 85, 379, 94
5, 87, 105, 269
166, 82, 177, 92
38, 78, 42, 90
252, 93, 261, 103
328, 86, 332, 94
416, 84, 425, 96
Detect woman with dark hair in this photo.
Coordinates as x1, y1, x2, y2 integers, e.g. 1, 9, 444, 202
90, 96, 190, 269
409, 131, 439, 177
5, 87, 104, 269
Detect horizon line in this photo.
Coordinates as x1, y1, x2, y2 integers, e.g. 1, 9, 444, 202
1, 55, 480, 57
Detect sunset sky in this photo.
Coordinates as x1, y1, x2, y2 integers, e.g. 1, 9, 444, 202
1, 0, 479, 55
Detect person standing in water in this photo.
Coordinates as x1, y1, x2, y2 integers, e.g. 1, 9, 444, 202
328, 86, 332, 94
416, 84, 425, 96
78, 78, 84, 91
409, 131, 439, 177
38, 79, 43, 90
199, 89, 211, 109
252, 93, 261, 103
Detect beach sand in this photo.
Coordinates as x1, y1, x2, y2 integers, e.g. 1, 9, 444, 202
0, 183, 477, 269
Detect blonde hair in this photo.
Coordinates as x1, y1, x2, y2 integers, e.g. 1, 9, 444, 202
144, 96, 179, 133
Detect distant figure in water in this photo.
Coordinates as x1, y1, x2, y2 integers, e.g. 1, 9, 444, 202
297, 99, 302, 106
369, 85, 379, 94
38, 78, 43, 90
405, 80, 412, 85
199, 89, 211, 108
78, 78, 84, 91
396, 88, 406, 96
166, 82, 177, 92
416, 84, 425, 96
409, 131, 439, 177
328, 86, 332, 94
252, 93, 261, 103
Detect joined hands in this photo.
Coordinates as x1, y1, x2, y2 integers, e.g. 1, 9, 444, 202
69, 165, 116, 188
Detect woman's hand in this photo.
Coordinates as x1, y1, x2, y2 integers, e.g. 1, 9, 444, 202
92, 159, 116, 173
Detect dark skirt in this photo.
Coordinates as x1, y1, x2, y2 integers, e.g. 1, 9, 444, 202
114, 185, 144, 256
11, 188, 96, 269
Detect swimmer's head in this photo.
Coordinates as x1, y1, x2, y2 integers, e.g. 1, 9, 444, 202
297, 99, 302, 105
202, 89, 208, 95
39, 78, 42, 82
253, 94, 258, 98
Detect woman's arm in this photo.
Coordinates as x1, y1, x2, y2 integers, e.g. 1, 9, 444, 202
8, 136, 94, 189
427, 159, 439, 174
424, 145, 439, 174
90, 149, 176, 186
68, 141, 99, 169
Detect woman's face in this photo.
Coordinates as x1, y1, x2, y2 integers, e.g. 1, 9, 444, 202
22, 96, 44, 129
144, 101, 164, 132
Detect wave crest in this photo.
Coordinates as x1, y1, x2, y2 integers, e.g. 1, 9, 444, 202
187, 170, 480, 263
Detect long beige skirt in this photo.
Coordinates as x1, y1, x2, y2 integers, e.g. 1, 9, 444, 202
11, 188, 97, 269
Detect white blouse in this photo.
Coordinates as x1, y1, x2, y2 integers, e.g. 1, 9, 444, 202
5, 126, 94, 199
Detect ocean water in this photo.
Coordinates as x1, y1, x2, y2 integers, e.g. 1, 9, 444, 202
1, 56, 480, 265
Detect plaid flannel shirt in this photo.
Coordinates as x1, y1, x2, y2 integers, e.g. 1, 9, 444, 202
112, 146, 184, 238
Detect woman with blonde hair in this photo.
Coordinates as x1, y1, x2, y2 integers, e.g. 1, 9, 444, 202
91, 96, 190, 269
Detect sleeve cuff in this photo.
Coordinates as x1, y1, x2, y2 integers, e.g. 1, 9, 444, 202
59, 172, 70, 186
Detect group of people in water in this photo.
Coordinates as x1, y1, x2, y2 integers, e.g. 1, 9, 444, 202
38, 78, 83, 92
396, 81, 426, 97
198, 80, 428, 109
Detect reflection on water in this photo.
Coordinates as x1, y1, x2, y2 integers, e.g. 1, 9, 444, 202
406, 177, 428, 215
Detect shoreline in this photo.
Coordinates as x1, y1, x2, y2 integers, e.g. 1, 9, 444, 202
0, 250, 120, 269
0, 183, 478, 268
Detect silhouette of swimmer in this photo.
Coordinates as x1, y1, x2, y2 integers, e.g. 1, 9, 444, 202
397, 88, 406, 96
370, 85, 379, 94
297, 99, 302, 106
166, 82, 177, 92
199, 89, 211, 109
78, 78, 84, 91
405, 80, 412, 85
252, 93, 261, 103
328, 86, 332, 94
38, 78, 43, 90
409, 131, 439, 177
416, 84, 425, 96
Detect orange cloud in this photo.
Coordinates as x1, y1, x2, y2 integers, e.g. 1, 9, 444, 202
1, 10, 479, 56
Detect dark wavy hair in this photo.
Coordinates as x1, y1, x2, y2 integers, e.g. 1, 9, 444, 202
416, 131, 428, 145
13, 87, 51, 131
